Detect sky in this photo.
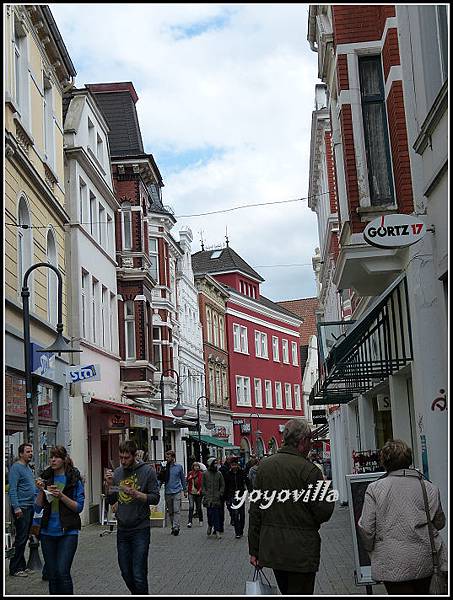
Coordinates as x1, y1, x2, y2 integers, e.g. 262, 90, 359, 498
50, 3, 321, 302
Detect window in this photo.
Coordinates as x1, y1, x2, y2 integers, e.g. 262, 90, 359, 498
13, 17, 29, 126
291, 342, 298, 366
222, 370, 228, 406
17, 196, 32, 291
81, 270, 88, 339
152, 327, 161, 369
96, 133, 104, 165
275, 382, 283, 409
79, 179, 87, 225
89, 191, 96, 238
125, 301, 136, 359
265, 380, 273, 408
272, 336, 280, 361
219, 316, 225, 350
91, 278, 98, 343
236, 376, 251, 407
255, 331, 268, 359
207, 307, 213, 344
43, 76, 55, 169
213, 313, 219, 347
109, 293, 116, 352
209, 367, 215, 402
99, 205, 106, 247
282, 339, 289, 363
210, 250, 222, 259
254, 379, 263, 408
233, 324, 248, 353
46, 229, 57, 326
358, 55, 394, 206
149, 237, 159, 281
285, 384, 292, 409
419, 6, 448, 107
215, 368, 222, 404
294, 385, 301, 410
88, 118, 95, 151
101, 286, 107, 348
122, 202, 132, 250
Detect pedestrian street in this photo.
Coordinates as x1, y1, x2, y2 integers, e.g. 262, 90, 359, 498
5, 504, 386, 596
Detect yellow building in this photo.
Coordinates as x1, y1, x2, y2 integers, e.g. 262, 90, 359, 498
4, 5, 77, 470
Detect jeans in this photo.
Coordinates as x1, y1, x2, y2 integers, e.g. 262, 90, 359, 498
273, 570, 316, 595
230, 503, 245, 536
40, 534, 79, 595
9, 506, 34, 575
384, 576, 432, 595
188, 494, 203, 523
117, 527, 150, 594
165, 492, 182, 530
206, 506, 222, 533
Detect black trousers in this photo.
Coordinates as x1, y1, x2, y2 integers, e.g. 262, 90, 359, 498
383, 576, 432, 595
273, 570, 316, 595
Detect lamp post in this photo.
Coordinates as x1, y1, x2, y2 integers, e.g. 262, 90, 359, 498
22, 263, 82, 571
195, 395, 215, 463
249, 412, 262, 455
160, 368, 187, 459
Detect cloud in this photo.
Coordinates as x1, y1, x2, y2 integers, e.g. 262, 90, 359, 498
50, 3, 319, 300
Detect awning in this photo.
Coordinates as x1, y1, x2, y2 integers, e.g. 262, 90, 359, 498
310, 274, 413, 406
188, 433, 235, 448
87, 397, 173, 422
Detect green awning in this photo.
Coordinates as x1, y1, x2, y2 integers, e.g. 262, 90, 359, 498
188, 433, 234, 448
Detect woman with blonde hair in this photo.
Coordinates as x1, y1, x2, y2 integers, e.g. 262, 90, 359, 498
358, 439, 447, 594
34, 446, 84, 595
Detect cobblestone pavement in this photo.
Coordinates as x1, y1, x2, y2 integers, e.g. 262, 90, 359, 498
5, 504, 386, 596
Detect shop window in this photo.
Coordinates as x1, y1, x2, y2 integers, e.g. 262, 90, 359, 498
372, 395, 393, 449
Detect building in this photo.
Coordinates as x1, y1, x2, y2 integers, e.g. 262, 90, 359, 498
5, 5, 76, 471
307, 5, 448, 516
62, 85, 121, 522
192, 245, 304, 460
194, 270, 234, 463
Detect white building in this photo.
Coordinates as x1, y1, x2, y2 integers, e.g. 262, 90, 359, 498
63, 87, 121, 523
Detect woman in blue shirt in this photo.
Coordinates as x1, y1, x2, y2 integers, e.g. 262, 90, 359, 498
35, 446, 84, 595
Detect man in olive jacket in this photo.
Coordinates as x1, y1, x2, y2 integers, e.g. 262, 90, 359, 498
248, 418, 334, 594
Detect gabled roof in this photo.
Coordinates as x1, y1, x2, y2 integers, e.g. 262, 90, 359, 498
191, 247, 264, 283
85, 83, 144, 157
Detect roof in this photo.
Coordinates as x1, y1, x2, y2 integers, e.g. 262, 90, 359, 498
191, 247, 264, 283
277, 298, 318, 345
85, 83, 144, 157
41, 6, 77, 77
221, 284, 302, 323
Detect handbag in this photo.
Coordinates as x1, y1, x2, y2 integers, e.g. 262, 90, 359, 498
419, 476, 448, 595
245, 567, 279, 595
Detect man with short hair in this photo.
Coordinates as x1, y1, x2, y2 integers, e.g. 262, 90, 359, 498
248, 418, 334, 595
104, 439, 160, 595
8, 443, 36, 577
158, 450, 187, 536
223, 458, 247, 538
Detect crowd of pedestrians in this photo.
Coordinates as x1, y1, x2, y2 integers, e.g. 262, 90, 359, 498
7, 419, 447, 596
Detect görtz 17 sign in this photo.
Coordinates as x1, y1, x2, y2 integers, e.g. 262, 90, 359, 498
364, 214, 427, 249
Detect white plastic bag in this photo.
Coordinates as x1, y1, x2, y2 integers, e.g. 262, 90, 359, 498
245, 567, 279, 595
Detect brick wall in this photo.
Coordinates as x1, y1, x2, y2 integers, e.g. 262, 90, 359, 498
339, 105, 362, 233
333, 5, 395, 45
337, 55, 349, 91
382, 28, 400, 80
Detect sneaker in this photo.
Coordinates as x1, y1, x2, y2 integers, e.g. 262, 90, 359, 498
11, 571, 28, 578
187, 523, 192, 528
173, 528, 180, 536
24, 568, 34, 574
207, 526, 212, 536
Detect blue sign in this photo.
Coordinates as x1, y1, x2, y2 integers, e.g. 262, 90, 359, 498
31, 343, 55, 379
66, 364, 101, 383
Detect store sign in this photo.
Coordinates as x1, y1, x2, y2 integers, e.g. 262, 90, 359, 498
312, 409, 327, 424
213, 426, 228, 439
66, 364, 101, 383
31, 344, 55, 380
233, 419, 244, 425
240, 423, 251, 434
108, 413, 130, 428
376, 394, 391, 411
364, 214, 427, 249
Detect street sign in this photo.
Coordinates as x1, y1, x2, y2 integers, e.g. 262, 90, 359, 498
363, 214, 427, 249
66, 364, 101, 383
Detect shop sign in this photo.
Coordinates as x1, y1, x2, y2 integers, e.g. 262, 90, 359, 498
31, 344, 55, 380
233, 419, 244, 425
213, 426, 228, 438
364, 214, 427, 249
240, 423, 251, 434
131, 413, 148, 427
376, 394, 391, 411
312, 409, 327, 424
108, 413, 130, 429
66, 363, 101, 383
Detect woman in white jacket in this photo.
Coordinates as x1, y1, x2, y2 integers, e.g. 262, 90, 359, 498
358, 439, 446, 595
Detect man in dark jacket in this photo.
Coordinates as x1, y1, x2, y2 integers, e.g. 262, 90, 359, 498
223, 458, 247, 538
248, 418, 334, 595
104, 440, 159, 595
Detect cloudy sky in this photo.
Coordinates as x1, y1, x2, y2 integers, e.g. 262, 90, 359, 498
50, 3, 321, 302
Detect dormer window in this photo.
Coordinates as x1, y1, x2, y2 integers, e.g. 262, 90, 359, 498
210, 250, 222, 259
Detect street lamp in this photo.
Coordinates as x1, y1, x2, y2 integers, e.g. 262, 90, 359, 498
160, 368, 187, 458
249, 412, 262, 454
22, 263, 82, 466
22, 263, 82, 571
195, 395, 215, 462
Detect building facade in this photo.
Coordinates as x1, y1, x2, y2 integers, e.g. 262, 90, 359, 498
192, 246, 304, 460
5, 5, 76, 472
307, 5, 448, 517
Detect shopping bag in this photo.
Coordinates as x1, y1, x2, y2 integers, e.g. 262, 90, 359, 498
245, 567, 279, 595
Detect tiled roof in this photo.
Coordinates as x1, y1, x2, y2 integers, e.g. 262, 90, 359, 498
191, 247, 264, 282
220, 284, 302, 322
276, 298, 319, 345
85, 84, 144, 157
